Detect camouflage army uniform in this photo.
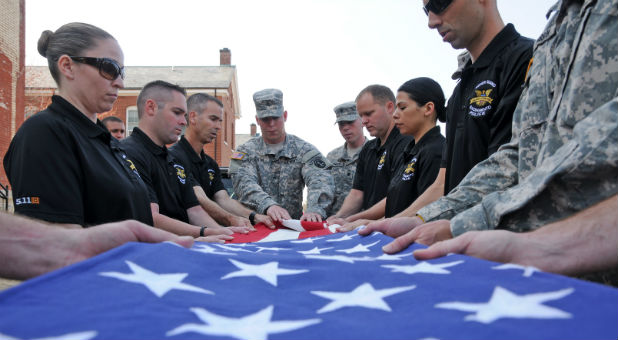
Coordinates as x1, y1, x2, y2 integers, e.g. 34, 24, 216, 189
326, 138, 367, 215
230, 134, 334, 219
418, 0, 618, 236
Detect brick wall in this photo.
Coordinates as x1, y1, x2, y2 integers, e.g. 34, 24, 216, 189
0, 0, 25, 187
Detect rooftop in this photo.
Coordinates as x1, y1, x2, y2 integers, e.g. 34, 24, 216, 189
26, 65, 237, 89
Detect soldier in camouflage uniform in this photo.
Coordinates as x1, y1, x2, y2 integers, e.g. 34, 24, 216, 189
229, 89, 334, 222
326, 102, 367, 216
365, 0, 618, 253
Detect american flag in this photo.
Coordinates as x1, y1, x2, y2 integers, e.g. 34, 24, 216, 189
0, 229, 616, 340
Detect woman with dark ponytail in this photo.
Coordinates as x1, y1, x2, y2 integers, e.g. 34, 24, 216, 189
3, 23, 153, 227
385, 77, 446, 217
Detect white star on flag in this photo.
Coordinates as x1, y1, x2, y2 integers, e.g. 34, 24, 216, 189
311, 282, 416, 313
436, 286, 574, 323
214, 244, 255, 253
221, 259, 309, 286
0, 331, 98, 340
304, 254, 374, 264
297, 246, 333, 255
382, 260, 463, 275
255, 246, 288, 252
99, 261, 213, 298
492, 263, 541, 277
374, 252, 413, 261
336, 240, 381, 254
192, 244, 236, 256
166, 305, 321, 340
326, 234, 357, 242
291, 237, 323, 244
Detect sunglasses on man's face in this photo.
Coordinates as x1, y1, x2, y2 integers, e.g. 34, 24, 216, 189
423, 0, 454, 15
69, 56, 125, 81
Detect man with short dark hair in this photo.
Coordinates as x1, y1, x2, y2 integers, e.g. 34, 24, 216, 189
122, 80, 250, 241
170, 93, 274, 229
325, 101, 367, 216
327, 85, 412, 225
101, 116, 125, 140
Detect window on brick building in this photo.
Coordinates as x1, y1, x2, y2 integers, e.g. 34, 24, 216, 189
126, 106, 138, 136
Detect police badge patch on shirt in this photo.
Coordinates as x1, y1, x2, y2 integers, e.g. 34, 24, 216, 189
377, 151, 386, 171
122, 153, 141, 179
174, 164, 187, 184
469, 80, 496, 117
401, 157, 417, 181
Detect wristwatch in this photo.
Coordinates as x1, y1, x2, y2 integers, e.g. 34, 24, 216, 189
199, 226, 207, 237
249, 212, 257, 225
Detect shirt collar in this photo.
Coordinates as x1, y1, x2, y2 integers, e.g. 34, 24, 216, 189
463, 23, 520, 70
50, 95, 111, 142
406, 126, 442, 156
130, 127, 168, 157
178, 135, 204, 164
369, 126, 401, 152
259, 135, 297, 158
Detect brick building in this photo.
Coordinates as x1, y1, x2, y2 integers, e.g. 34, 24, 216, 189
24, 48, 241, 166
0, 0, 25, 191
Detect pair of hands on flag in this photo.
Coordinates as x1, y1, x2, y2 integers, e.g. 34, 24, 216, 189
266, 204, 324, 224
331, 216, 454, 256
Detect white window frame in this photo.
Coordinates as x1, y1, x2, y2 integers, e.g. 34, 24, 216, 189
126, 106, 138, 136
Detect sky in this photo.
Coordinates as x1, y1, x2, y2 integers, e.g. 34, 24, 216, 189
25, 0, 556, 155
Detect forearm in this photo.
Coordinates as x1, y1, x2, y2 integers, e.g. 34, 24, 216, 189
512, 195, 618, 276
396, 169, 445, 218
231, 172, 277, 214
194, 187, 236, 226
215, 191, 252, 219
334, 189, 364, 218
152, 212, 201, 238
187, 205, 221, 228
347, 198, 385, 222
419, 144, 520, 223
0, 213, 74, 279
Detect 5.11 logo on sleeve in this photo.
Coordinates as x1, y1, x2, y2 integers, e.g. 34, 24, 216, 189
15, 196, 40, 205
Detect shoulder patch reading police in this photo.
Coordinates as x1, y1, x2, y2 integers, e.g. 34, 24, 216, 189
174, 164, 187, 184
469, 80, 496, 117
231, 151, 246, 160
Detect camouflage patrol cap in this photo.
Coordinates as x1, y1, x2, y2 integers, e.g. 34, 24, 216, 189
333, 101, 359, 123
253, 88, 284, 118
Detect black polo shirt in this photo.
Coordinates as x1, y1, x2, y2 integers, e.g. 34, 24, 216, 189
169, 135, 225, 199
443, 24, 533, 194
352, 127, 413, 210
385, 126, 445, 217
3, 95, 153, 226
121, 128, 199, 223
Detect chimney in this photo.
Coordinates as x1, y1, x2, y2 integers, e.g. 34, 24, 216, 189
250, 123, 257, 136
220, 48, 231, 65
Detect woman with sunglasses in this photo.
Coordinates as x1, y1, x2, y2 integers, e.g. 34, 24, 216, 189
338, 77, 445, 231
3, 22, 152, 229
4, 23, 228, 242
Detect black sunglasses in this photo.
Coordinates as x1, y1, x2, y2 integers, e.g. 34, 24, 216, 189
423, 0, 454, 15
69, 56, 125, 81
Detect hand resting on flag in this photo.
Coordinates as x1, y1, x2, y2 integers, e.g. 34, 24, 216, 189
0, 212, 194, 280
